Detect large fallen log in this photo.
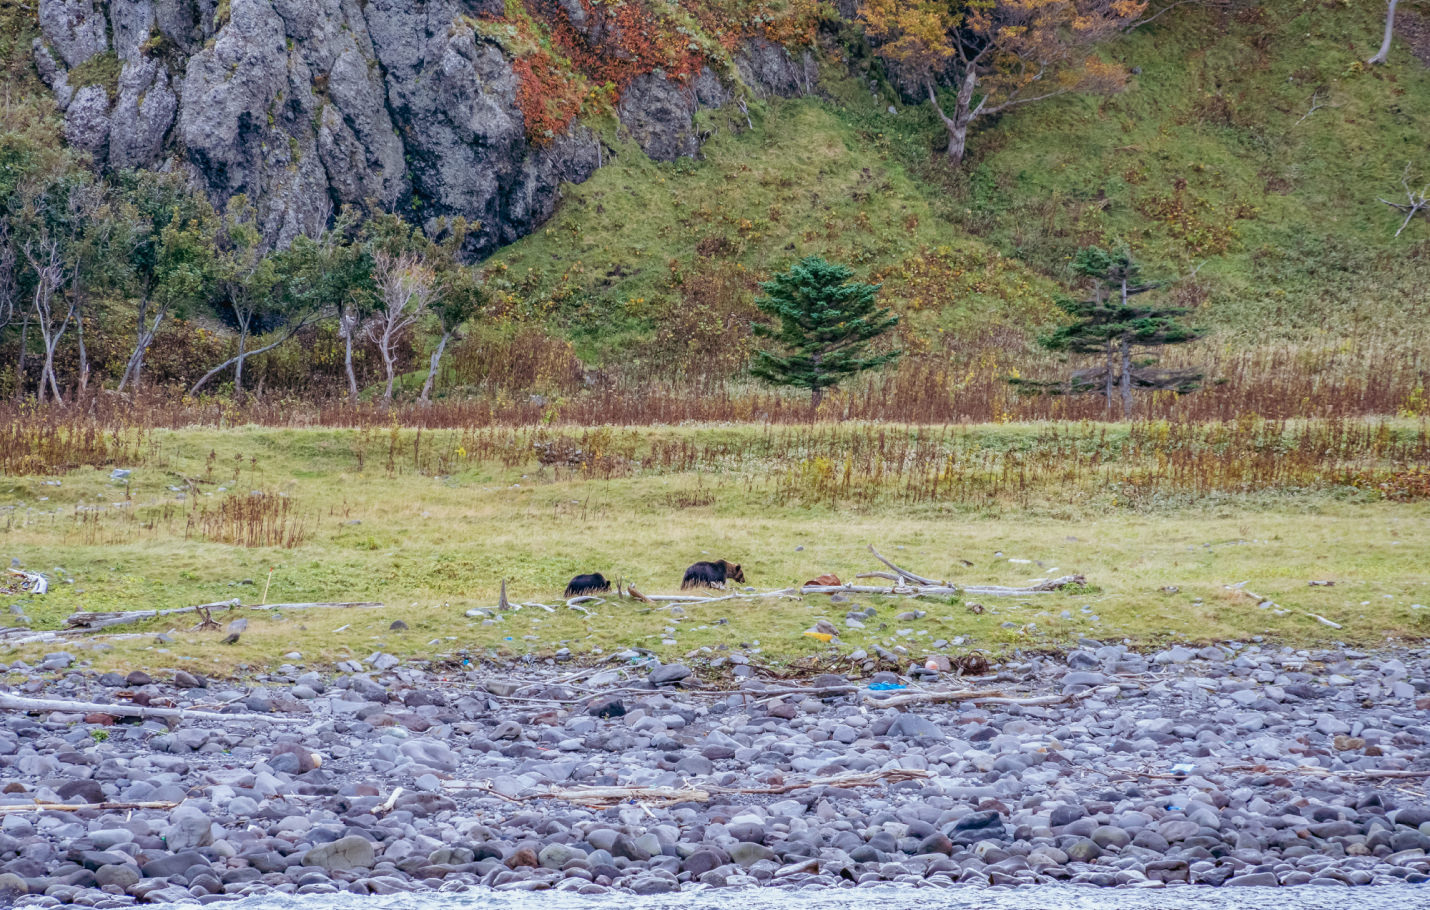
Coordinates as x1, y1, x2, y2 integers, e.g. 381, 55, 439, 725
539, 767, 933, 807
0, 800, 178, 815
245, 601, 382, 612
65, 600, 383, 631
796, 575, 1083, 598
966, 575, 1086, 596
540, 785, 711, 807
64, 600, 239, 631
862, 685, 1118, 709
456, 542, 1088, 611
0, 693, 305, 725
723, 768, 932, 796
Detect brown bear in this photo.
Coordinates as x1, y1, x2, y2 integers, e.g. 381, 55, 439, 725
564, 573, 611, 597
681, 560, 745, 590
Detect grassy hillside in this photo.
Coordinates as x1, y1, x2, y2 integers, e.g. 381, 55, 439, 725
1, 0, 1427, 400
955, 0, 1430, 340
487, 0, 1430, 370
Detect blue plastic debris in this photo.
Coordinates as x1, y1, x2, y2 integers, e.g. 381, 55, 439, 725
868, 681, 908, 691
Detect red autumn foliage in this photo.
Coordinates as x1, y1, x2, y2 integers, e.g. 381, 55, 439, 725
527, 0, 706, 93
513, 50, 587, 144
503, 0, 818, 141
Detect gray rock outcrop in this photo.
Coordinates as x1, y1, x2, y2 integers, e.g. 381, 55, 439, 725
32, 0, 813, 254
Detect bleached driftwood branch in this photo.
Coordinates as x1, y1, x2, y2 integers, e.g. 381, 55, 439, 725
462, 545, 1086, 614
246, 601, 382, 612
64, 600, 383, 632
0, 800, 179, 815
867, 546, 943, 585
540, 767, 933, 807
1380, 165, 1429, 237
1136, 763, 1430, 783
798, 576, 1084, 598
1225, 582, 1343, 629
0, 693, 305, 725
863, 684, 1120, 709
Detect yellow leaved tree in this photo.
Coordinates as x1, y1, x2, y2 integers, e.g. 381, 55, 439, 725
859, 0, 1149, 165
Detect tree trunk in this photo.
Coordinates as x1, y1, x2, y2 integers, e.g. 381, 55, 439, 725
810, 352, 825, 410
190, 317, 313, 396
946, 118, 970, 166
1119, 335, 1133, 418
117, 300, 165, 393
233, 324, 249, 399
419, 330, 452, 405
1104, 338, 1116, 414
74, 299, 89, 393
15, 313, 27, 399
37, 313, 70, 406
928, 76, 976, 167
32, 301, 71, 407
45, 343, 64, 403
341, 307, 359, 403
1370, 0, 1400, 64
379, 327, 397, 405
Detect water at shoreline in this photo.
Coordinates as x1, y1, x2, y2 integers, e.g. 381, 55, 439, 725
219, 883, 1428, 910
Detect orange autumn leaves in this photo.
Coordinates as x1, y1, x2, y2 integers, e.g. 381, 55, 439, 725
859, 0, 1146, 123
506, 0, 819, 144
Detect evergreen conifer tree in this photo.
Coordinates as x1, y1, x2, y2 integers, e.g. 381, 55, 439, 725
1037, 247, 1204, 417
750, 256, 900, 407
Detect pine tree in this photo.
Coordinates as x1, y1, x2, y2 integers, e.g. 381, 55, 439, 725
750, 256, 901, 407
1036, 247, 1204, 417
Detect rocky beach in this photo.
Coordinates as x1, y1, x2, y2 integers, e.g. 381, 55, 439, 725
0, 642, 1427, 907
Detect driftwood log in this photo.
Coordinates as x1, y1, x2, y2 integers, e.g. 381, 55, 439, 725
798, 577, 1083, 598
0, 693, 305, 725
455, 543, 1088, 612
0, 800, 179, 815
64, 600, 383, 632
864, 684, 1120, 709
539, 767, 933, 807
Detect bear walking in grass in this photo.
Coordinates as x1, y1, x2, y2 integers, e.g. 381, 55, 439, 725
564, 573, 611, 597
681, 560, 745, 590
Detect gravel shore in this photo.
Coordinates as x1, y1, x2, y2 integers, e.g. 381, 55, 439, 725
0, 640, 1428, 906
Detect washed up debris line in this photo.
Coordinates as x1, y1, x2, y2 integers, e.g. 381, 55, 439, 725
467, 546, 1087, 618
0, 600, 385, 645
530, 768, 936, 809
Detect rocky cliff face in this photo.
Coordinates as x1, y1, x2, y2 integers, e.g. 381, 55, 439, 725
32, 0, 812, 257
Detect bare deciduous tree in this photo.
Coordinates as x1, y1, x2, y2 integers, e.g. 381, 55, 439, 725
0, 222, 17, 333
368, 250, 439, 405
61, 181, 112, 395
21, 237, 73, 405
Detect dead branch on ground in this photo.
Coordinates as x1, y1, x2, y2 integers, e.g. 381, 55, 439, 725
0, 693, 305, 725
65, 600, 382, 632
539, 767, 933, 807
1380, 165, 1429, 237
0, 800, 179, 815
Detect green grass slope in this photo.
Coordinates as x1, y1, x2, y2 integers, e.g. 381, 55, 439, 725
488, 0, 1430, 370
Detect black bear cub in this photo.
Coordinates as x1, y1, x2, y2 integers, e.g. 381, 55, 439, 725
564, 573, 611, 597
681, 560, 745, 590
